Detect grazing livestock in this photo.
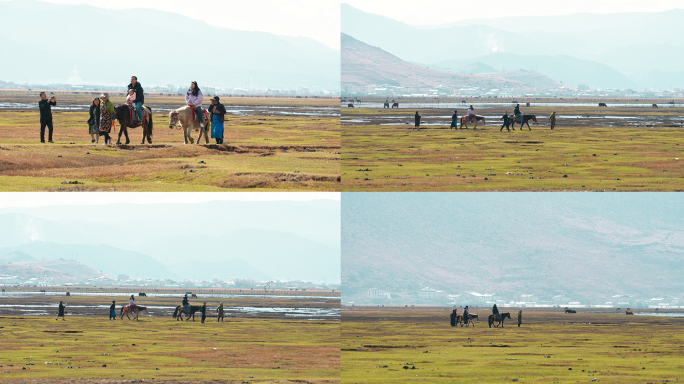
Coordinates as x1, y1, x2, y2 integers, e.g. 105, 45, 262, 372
599, 102, 608, 107
652, 104, 658, 108
626, 311, 634, 315
392, 102, 399, 108
348, 103, 354, 108
139, 292, 147, 297
565, 308, 577, 314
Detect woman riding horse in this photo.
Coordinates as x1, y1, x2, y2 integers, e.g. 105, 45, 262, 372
186, 81, 204, 128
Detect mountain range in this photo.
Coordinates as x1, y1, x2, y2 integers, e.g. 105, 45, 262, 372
342, 194, 684, 302
0, 0, 339, 90
341, 4, 684, 90
0, 205, 340, 283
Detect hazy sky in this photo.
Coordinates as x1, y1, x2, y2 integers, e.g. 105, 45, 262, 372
28, 0, 340, 50
0, 192, 339, 208
343, 0, 684, 25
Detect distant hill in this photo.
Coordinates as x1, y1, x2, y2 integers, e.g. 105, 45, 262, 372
0, 243, 177, 280
0, 259, 109, 283
342, 194, 684, 302
0, 213, 88, 248
341, 4, 682, 89
168, 260, 270, 281
430, 53, 635, 89
0, 0, 339, 90
0, 251, 36, 263
134, 228, 340, 283
342, 33, 535, 91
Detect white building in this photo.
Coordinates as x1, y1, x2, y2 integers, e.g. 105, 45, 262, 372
367, 288, 391, 299
418, 287, 445, 300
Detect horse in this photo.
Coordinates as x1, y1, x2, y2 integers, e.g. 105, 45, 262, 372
392, 102, 399, 108
168, 105, 210, 145
348, 103, 354, 108
598, 102, 608, 107
113, 104, 153, 145
120, 305, 147, 321
564, 308, 576, 314
652, 104, 658, 108
138, 292, 147, 297
460, 114, 486, 129
173, 305, 202, 321
384, 101, 390, 108
469, 313, 479, 322
510, 114, 537, 130
488, 312, 511, 328
626, 311, 634, 315
458, 314, 477, 327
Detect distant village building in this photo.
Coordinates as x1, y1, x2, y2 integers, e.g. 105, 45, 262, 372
418, 287, 445, 300
367, 288, 391, 299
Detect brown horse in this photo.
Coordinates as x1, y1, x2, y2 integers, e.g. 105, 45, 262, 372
392, 102, 399, 108
488, 312, 511, 328
510, 114, 537, 131
120, 305, 147, 320
114, 104, 153, 145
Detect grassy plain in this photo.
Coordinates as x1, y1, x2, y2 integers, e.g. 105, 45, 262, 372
0, 316, 339, 383
342, 105, 684, 191
341, 308, 684, 383
0, 94, 339, 191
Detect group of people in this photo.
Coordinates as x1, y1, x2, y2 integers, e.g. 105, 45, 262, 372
181, 293, 225, 323
450, 304, 524, 327
42, 76, 228, 144
412, 103, 557, 131
56, 293, 227, 323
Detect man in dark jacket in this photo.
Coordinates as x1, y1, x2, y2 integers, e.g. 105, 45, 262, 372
127, 76, 144, 123
38, 92, 56, 143
500, 111, 511, 131
200, 302, 207, 323
56, 301, 66, 321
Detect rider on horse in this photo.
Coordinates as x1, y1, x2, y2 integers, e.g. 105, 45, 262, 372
514, 104, 522, 124
186, 81, 205, 128
129, 295, 136, 312
463, 306, 469, 326
182, 294, 190, 314
492, 304, 500, 322
468, 105, 475, 122
127, 76, 144, 124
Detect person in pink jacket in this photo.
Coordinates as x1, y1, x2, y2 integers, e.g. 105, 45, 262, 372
126, 88, 136, 104
185, 81, 205, 128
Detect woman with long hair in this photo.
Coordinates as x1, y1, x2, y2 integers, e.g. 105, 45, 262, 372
185, 81, 205, 128
88, 98, 100, 143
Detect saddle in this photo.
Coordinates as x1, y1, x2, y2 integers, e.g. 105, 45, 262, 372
190, 107, 209, 125
126, 103, 148, 127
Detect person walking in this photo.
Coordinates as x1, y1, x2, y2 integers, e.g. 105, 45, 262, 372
127, 76, 144, 124
517, 310, 522, 327
549, 110, 556, 130
208, 96, 226, 144
88, 98, 101, 143
462, 306, 469, 327
450, 309, 457, 326
217, 302, 225, 322
38, 92, 56, 143
500, 111, 511, 132
56, 301, 66, 321
413, 111, 422, 130
450, 110, 458, 129
99, 93, 115, 145
109, 300, 116, 320
185, 81, 204, 128
200, 302, 207, 323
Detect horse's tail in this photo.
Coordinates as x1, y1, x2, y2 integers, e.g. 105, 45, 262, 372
172, 306, 179, 318
147, 106, 153, 134
120, 306, 124, 315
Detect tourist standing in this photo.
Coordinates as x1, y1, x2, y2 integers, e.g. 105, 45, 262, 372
88, 98, 101, 143
38, 92, 56, 143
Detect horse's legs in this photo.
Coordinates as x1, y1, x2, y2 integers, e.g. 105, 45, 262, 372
123, 127, 130, 144
116, 126, 124, 144
527, 122, 531, 131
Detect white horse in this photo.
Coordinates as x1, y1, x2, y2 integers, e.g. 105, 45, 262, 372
168, 105, 210, 144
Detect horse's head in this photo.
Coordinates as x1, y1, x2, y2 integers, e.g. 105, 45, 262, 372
532, 115, 537, 122
169, 111, 179, 129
